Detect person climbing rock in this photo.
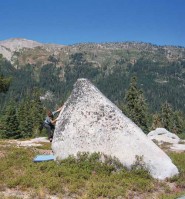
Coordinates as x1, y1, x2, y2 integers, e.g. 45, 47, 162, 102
43, 106, 63, 142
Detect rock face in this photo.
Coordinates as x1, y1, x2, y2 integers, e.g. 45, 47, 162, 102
148, 128, 180, 144
148, 128, 185, 152
52, 78, 179, 180
0, 38, 63, 62
0, 38, 42, 62
0, 38, 42, 51
171, 144, 185, 152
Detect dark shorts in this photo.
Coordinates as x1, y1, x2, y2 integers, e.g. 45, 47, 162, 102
43, 122, 55, 139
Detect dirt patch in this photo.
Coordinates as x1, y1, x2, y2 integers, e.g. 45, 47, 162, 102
0, 137, 53, 158
0, 188, 59, 199
6, 137, 50, 147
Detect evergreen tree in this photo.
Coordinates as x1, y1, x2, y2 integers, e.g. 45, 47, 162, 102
123, 76, 149, 133
17, 99, 32, 138
158, 102, 184, 134
0, 74, 10, 93
29, 89, 45, 137
0, 101, 20, 138
160, 102, 174, 132
172, 111, 184, 134
151, 113, 162, 130
0, 56, 11, 93
17, 90, 45, 138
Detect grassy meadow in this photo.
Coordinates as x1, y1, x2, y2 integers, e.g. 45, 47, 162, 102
0, 140, 185, 199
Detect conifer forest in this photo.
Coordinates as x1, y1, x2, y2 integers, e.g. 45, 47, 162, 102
0, 42, 185, 138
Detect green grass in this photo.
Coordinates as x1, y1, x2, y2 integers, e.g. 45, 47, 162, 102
0, 142, 185, 199
179, 133, 185, 140
34, 142, 51, 150
168, 152, 185, 188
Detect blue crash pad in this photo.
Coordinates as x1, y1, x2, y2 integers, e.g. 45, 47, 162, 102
33, 154, 55, 162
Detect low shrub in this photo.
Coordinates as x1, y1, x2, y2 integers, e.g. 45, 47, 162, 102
0, 143, 185, 198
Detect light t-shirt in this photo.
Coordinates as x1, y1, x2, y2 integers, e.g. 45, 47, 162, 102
44, 111, 58, 125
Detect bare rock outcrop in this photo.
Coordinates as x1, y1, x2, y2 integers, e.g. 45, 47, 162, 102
148, 128, 180, 144
52, 78, 179, 180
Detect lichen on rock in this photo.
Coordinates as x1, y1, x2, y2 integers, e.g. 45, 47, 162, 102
52, 78, 179, 180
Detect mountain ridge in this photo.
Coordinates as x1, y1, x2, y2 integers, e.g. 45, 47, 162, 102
0, 38, 185, 64
0, 37, 185, 114
0, 38, 42, 50
0, 38, 65, 62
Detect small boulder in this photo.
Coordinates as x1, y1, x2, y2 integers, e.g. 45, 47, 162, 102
147, 128, 180, 144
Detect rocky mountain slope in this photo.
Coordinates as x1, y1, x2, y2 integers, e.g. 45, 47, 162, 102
0, 38, 42, 61
1, 38, 185, 66
0, 38, 64, 64
0, 38, 185, 113
0, 38, 42, 50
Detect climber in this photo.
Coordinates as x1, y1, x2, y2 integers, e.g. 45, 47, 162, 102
43, 106, 63, 142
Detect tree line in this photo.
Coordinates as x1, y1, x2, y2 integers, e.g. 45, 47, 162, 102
0, 89, 45, 139
120, 76, 185, 135
0, 52, 185, 139
0, 73, 184, 139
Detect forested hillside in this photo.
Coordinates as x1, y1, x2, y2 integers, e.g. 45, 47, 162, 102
0, 41, 185, 138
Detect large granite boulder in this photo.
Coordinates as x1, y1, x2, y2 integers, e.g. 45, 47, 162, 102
52, 78, 179, 180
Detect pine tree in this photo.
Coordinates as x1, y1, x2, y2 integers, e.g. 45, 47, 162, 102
29, 89, 45, 137
159, 102, 184, 134
17, 98, 33, 138
172, 111, 184, 134
123, 76, 149, 133
151, 113, 162, 130
160, 101, 174, 131
17, 100, 27, 137
1, 101, 20, 138
0, 74, 11, 93
17, 90, 45, 138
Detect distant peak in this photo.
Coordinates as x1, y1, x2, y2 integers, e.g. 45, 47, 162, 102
0, 38, 43, 51
1, 37, 41, 42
